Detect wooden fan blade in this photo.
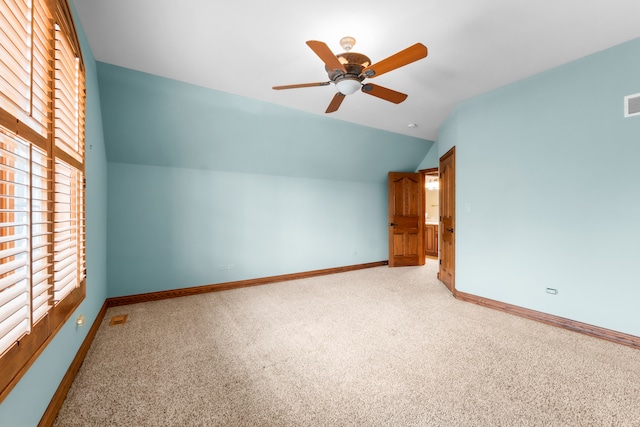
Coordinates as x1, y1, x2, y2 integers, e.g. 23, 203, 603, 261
361, 83, 408, 104
325, 92, 346, 113
273, 82, 331, 90
306, 40, 348, 74
362, 43, 428, 78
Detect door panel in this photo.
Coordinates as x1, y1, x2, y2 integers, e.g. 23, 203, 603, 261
425, 224, 438, 257
439, 147, 455, 291
388, 172, 425, 267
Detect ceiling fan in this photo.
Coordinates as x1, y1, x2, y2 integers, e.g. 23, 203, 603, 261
273, 37, 428, 113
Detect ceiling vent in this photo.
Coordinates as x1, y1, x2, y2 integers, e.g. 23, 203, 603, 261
624, 93, 640, 117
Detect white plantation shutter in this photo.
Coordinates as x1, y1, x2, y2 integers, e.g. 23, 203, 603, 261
31, 146, 52, 320
0, 0, 53, 138
0, 0, 31, 113
0, 131, 31, 355
53, 20, 84, 303
54, 22, 83, 163
0, 0, 85, 402
0, 129, 53, 356
0, 284, 29, 354
53, 158, 82, 302
31, 0, 54, 130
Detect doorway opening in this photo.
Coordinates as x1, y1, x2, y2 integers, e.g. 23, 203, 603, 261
420, 168, 439, 260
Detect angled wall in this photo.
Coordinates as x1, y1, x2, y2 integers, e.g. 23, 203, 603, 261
97, 62, 432, 183
439, 38, 640, 336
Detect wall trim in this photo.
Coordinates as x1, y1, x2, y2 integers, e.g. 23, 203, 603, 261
38, 301, 108, 427
106, 261, 389, 307
453, 289, 640, 350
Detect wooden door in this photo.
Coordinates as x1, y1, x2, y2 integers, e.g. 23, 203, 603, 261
388, 172, 425, 267
439, 147, 455, 291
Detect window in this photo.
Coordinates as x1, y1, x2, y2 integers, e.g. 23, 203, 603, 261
0, 0, 85, 402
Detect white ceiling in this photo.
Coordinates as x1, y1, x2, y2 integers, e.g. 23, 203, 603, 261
73, 0, 640, 141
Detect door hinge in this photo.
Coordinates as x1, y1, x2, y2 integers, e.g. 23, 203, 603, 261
439, 259, 442, 265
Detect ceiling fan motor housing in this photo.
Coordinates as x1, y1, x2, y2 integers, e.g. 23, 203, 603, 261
326, 52, 372, 81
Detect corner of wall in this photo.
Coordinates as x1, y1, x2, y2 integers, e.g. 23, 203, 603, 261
416, 141, 439, 170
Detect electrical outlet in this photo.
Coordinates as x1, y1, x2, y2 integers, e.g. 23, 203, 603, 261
546, 288, 558, 295
218, 265, 227, 270
227, 264, 235, 269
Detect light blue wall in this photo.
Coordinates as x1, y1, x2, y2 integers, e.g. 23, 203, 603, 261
108, 163, 388, 297
439, 38, 640, 336
97, 62, 433, 182
0, 2, 108, 425
416, 142, 440, 170
98, 64, 433, 298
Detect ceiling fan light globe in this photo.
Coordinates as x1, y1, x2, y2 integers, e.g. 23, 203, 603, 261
335, 79, 361, 95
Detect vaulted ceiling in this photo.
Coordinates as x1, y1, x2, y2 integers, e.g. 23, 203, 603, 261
73, 0, 640, 141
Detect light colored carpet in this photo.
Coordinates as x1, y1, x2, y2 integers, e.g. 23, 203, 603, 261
54, 261, 640, 426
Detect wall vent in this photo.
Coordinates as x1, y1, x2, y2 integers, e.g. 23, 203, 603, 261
624, 93, 640, 117
109, 314, 128, 326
